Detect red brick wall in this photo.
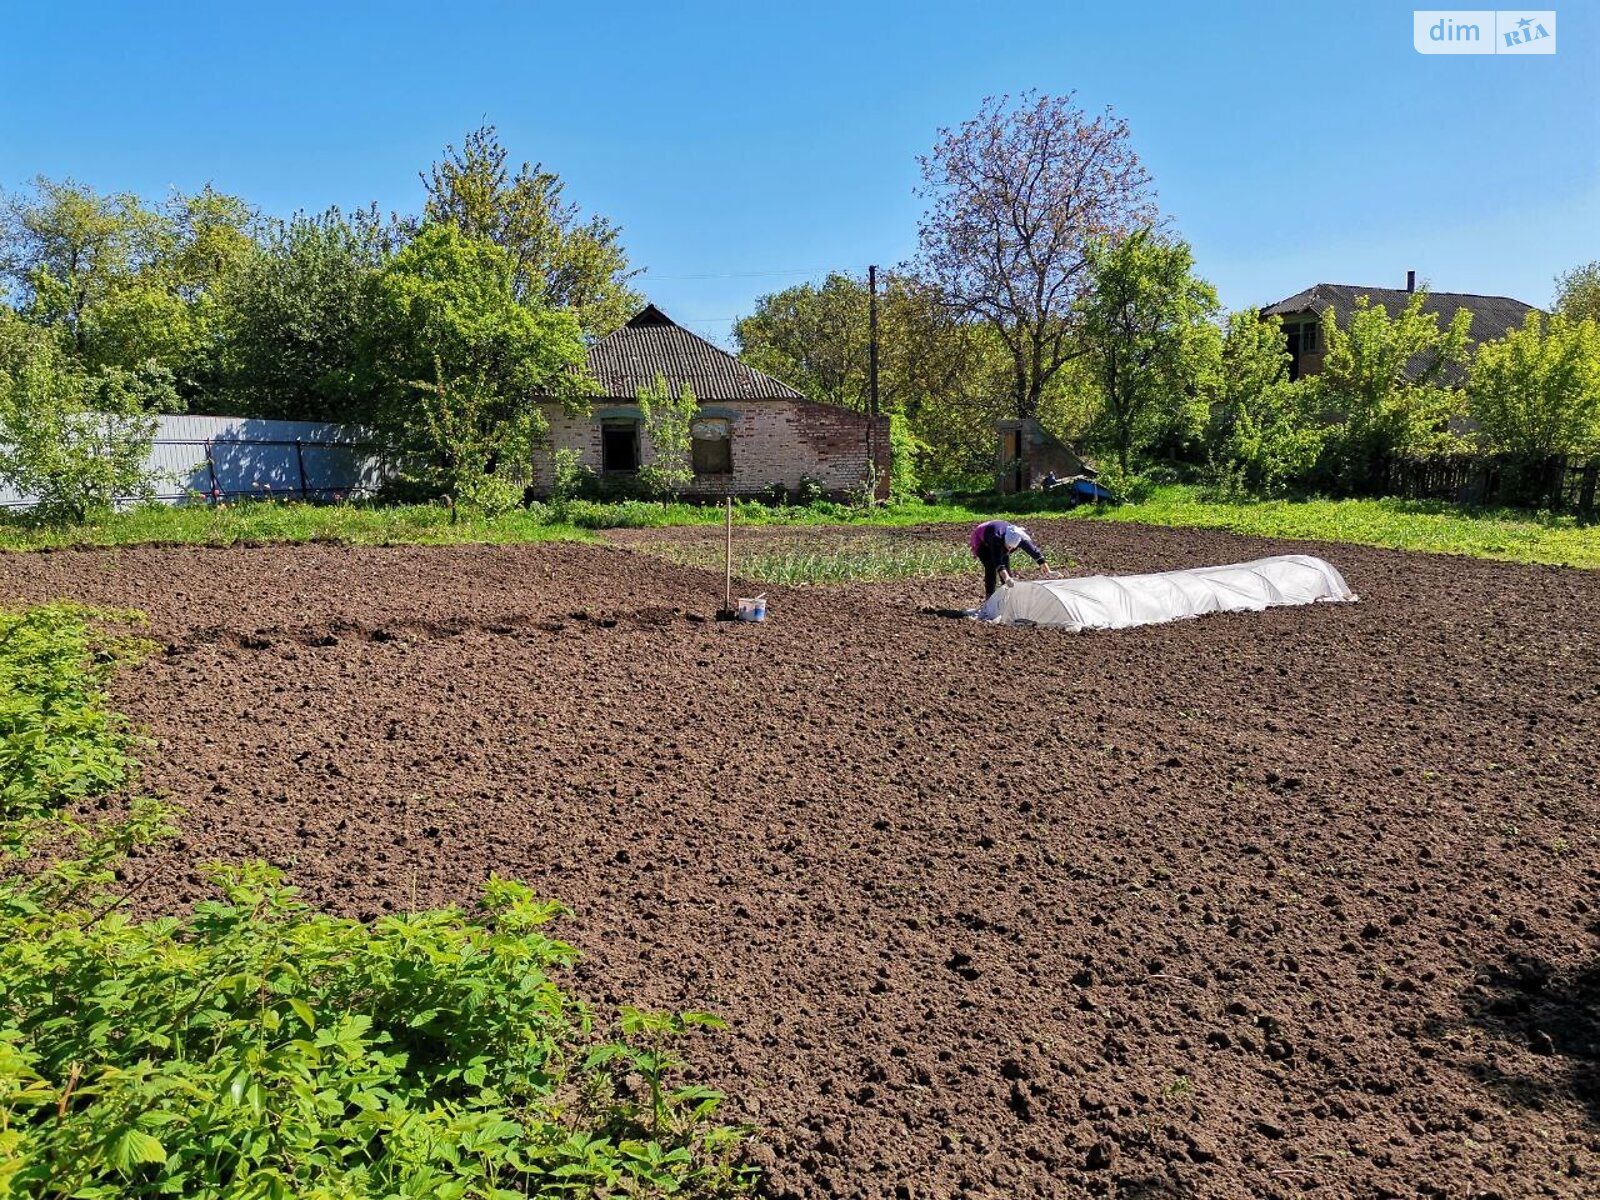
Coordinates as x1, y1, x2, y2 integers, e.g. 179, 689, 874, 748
533, 399, 890, 500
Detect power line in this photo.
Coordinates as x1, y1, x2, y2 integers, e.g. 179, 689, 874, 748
643, 265, 871, 280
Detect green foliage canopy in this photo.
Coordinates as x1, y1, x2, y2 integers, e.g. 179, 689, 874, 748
1312, 290, 1472, 485
1203, 311, 1323, 498
1554, 260, 1600, 324
1468, 311, 1600, 460
422, 124, 641, 338
1079, 231, 1220, 475
364, 224, 590, 514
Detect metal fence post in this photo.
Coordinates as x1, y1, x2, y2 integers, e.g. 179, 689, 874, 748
204, 439, 220, 504
295, 438, 309, 500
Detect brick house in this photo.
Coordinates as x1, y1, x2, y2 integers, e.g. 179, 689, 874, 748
1262, 273, 1537, 382
533, 304, 889, 499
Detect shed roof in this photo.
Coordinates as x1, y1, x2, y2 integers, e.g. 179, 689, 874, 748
583, 304, 804, 401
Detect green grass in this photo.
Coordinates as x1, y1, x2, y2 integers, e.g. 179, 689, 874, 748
2, 486, 1595, 570
0, 500, 596, 551
1068, 486, 1600, 570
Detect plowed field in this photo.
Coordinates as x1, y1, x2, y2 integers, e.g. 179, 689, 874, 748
4, 520, 1595, 1198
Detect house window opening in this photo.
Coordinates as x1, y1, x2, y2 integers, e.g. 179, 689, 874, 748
691, 418, 733, 476
602, 420, 639, 473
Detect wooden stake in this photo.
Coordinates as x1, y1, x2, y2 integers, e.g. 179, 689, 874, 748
724, 495, 733, 613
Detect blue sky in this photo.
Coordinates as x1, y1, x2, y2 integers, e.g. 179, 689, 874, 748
2, 1, 1594, 344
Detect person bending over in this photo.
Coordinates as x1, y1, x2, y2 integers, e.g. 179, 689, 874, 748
969, 520, 1052, 598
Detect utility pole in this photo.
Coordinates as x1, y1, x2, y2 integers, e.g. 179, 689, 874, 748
867, 264, 880, 499
868, 264, 880, 419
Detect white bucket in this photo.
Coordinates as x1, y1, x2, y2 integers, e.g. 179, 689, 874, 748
735, 595, 767, 622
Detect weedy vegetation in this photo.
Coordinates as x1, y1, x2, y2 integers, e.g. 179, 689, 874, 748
645, 538, 980, 584
2, 485, 1594, 570
0, 604, 756, 1199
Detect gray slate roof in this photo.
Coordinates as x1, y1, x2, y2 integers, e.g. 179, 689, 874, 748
584, 304, 804, 401
1262, 283, 1538, 384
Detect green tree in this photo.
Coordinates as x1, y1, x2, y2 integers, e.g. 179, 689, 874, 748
365, 224, 589, 511
0, 177, 164, 352
0, 321, 174, 524
1554, 261, 1600, 324
735, 273, 871, 410
1204, 310, 1323, 497
1, 178, 258, 402
422, 124, 641, 337
1079, 231, 1220, 475
1313, 290, 1472, 486
733, 270, 1016, 488
217, 206, 393, 422
1468, 311, 1600, 460
636, 373, 698, 498
84, 186, 260, 398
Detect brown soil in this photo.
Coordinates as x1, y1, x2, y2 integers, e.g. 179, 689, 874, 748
3, 521, 1597, 1199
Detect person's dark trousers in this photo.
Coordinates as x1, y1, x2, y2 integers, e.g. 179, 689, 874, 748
979, 547, 1010, 597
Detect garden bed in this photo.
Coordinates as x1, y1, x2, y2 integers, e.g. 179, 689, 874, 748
2, 523, 1596, 1198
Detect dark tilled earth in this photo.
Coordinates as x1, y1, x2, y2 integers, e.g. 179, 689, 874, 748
3, 520, 1597, 1199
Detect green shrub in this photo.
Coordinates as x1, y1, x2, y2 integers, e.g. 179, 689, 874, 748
0, 604, 151, 826
0, 605, 756, 1199
0, 860, 753, 1199
887, 413, 924, 501
0, 329, 175, 525
795, 476, 827, 506
1091, 462, 1157, 504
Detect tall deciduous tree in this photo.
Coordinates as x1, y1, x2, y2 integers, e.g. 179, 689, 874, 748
1469, 312, 1600, 460
1554, 261, 1600, 324
0, 177, 166, 352
1313, 290, 1472, 485
1079, 232, 1219, 475
734, 270, 1016, 486
364, 224, 590, 510
916, 91, 1158, 421
218, 206, 394, 422
83, 186, 260, 398
735, 273, 870, 411
1205, 311, 1323, 497
1, 178, 258, 401
422, 125, 641, 337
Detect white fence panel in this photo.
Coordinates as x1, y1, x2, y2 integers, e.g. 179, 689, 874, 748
1, 414, 393, 509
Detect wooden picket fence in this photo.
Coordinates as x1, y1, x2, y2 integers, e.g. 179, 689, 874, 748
1384, 455, 1598, 514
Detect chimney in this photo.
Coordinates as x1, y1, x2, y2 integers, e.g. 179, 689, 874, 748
1406, 269, 1416, 293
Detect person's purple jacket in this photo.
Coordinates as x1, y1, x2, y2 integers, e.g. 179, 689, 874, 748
969, 520, 1046, 566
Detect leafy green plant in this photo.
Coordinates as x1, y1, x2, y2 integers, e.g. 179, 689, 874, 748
1313, 290, 1473, 487
1468, 311, 1600, 460
0, 604, 151, 826
0, 321, 175, 525
1, 861, 755, 1199
636, 375, 698, 500
0, 605, 756, 1199
795, 476, 827, 506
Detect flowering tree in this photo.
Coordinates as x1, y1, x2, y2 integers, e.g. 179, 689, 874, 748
916, 91, 1158, 421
